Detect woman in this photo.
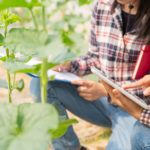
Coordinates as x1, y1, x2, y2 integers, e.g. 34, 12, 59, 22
103, 75, 150, 149
31, 0, 150, 149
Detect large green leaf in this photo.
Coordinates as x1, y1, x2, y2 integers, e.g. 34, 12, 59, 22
4, 28, 76, 63
0, 0, 41, 10
0, 103, 58, 150
4, 61, 40, 74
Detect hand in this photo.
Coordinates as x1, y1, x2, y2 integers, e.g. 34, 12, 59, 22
71, 80, 108, 101
52, 62, 71, 72
102, 81, 143, 120
123, 75, 150, 96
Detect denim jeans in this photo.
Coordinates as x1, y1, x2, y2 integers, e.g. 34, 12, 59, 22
131, 121, 150, 150
30, 78, 142, 150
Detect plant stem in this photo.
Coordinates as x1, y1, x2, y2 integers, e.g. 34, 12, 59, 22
4, 24, 12, 103
40, 58, 48, 104
42, 6, 47, 31
6, 48, 12, 103
30, 9, 39, 30
12, 73, 16, 90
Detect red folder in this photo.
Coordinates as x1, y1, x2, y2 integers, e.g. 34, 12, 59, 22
132, 45, 150, 79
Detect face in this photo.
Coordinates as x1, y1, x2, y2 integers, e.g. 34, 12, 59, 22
116, 0, 137, 5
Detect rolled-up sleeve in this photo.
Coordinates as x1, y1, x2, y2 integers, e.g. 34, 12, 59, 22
140, 109, 150, 127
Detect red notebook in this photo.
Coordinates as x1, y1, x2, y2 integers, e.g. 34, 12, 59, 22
132, 45, 150, 79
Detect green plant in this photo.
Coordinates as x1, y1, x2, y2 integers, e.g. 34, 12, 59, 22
0, 0, 92, 149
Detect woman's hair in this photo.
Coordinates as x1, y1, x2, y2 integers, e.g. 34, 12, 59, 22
112, 0, 150, 44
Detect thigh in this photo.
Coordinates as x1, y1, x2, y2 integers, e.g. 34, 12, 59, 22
131, 121, 150, 150
47, 81, 112, 127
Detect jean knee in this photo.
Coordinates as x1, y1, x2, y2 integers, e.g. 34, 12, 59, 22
131, 121, 150, 150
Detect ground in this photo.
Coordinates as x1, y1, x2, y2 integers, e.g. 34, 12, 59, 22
0, 64, 110, 150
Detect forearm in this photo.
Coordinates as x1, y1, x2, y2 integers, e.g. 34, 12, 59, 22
70, 54, 100, 76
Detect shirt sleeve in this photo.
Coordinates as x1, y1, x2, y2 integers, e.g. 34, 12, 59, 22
70, 1, 101, 76
140, 109, 150, 127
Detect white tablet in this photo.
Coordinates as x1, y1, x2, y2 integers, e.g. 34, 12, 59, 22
91, 66, 149, 109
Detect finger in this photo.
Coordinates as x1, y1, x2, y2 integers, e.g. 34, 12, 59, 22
123, 75, 150, 89
144, 87, 150, 96
77, 86, 87, 92
79, 92, 91, 99
71, 80, 84, 86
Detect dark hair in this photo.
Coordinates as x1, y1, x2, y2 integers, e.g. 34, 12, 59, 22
112, 0, 150, 44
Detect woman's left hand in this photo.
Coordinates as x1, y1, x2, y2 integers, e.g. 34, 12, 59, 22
102, 81, 143, 120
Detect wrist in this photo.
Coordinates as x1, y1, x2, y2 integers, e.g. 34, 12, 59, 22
133, 106, 143, 120
98, 83, 108, 97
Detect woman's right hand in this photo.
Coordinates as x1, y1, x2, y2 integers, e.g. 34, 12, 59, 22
123, 75, 150, 96
53, 61, 71, 72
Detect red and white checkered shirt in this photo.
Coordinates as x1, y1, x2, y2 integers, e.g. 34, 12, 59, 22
70, 0, 150, 126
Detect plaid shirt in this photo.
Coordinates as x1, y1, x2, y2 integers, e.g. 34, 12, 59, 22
70, 0, 150, 126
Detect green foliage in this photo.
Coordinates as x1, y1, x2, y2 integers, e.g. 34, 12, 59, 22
0, 103, 58, 150
0, 0, 93, 147
0, 10, 20, 29
4, 28, 77, 64
4, 61, 40, 74
0, 0, 41, 10
0, 33, 4, 45
5, 28, 65, 58
49, 119, 78, 140
78, 0, 93, 5
16, 79, 24, 92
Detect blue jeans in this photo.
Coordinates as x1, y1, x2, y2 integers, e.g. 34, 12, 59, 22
131, 121, 150, 150
30, 78, 143, 150
30, 77, 41, 102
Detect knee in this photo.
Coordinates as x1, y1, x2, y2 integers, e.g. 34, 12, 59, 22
47, 81, 76, 103
131, 121, 150, 150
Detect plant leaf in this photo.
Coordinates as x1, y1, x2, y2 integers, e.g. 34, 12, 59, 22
49, 119, 78, 140
5, 28, 75, 63
4, 61, 40, 74
0, 103, 58, 150
78, 0, 93, 5
0, 0, 41, 10
0, 33, 4, 46
16, 79, 24, 92
0, 11, 20, 28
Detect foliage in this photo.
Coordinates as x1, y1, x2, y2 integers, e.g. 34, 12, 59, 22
49, 119, 78, 140
0, 103, 58, 150
0, 0, 92, 149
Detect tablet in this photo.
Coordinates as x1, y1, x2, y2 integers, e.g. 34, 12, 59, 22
91, 66, 149, 109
